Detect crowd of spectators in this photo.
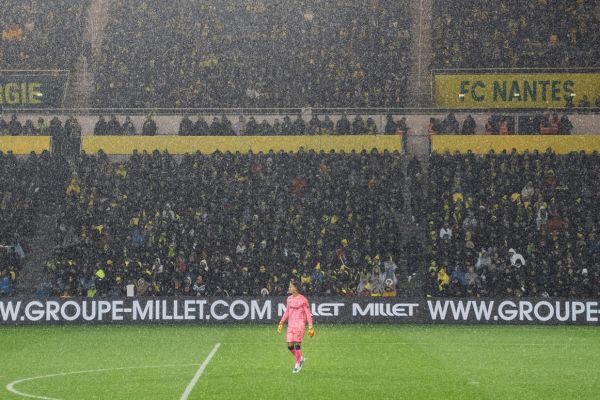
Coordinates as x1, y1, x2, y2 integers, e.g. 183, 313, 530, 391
0, 0, 89, 70
433, 0, 600, 68
519, 114, 573, 135
94, 0, 410, 108
45, 150, 404, 298
0, 112, 582, 138
94, 115, 154, 136
428, 113, 574, 135
4, 146, 600, 300
425, 149, 600, 298
92, 114, 411, 136
178, 114, 389, 136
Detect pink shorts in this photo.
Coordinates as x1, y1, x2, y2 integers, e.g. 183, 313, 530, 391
286, 327, 305, 343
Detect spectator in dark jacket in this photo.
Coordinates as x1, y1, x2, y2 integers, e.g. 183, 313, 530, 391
209, 117, 222, 136
245, 117, 259, 135
559, 115, 573, 135
23, 120, 36, 136
0, 116, 8, 135
9, 114, 22, 136
384, 115, 396, 134
441, 113, 460, 134
307, 115, 321, 135
142, 115, 157, 136
107, 115, 122, 135
94, 116, 108, 136
336, 114, 351, 134
321, 116, 334, 134
281, 116, 293, 135
122, 117, 137, 135
292, 116, 306, 135
366, 118, 378, 134
178, 116, 194, 136
193, 117, 209, 136
352, 116, 367, 134
461, 115, 476, 135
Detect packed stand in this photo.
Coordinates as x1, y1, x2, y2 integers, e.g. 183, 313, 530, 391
0, 152, 69, 296
0, 0, 89, 70
433, 0, 600, 68
47, 150, 404, 298
425, 150, 600, 298
95, 0, 410, 108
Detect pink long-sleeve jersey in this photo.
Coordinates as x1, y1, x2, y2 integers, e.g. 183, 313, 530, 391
280, 294, 313, 329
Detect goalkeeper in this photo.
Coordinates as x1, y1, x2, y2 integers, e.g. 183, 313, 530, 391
278, 280, 314, 374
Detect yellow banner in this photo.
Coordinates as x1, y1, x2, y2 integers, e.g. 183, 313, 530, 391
432, 135, 600, 154
82, 135, 401, 155
0, 136, 51, 154
434, 72, 600, 109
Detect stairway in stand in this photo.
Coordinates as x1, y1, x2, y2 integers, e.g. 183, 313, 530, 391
13, 213, 59, 296
63, 0, 113, 109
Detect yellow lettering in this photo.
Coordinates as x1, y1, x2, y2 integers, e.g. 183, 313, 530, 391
28, 82, 42, 105
20, 82, 27, 104
6, 83, 20, 105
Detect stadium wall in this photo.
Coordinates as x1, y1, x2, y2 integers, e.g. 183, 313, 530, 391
3, 133, 600, 156
81, 135, 402, 154
1, 297, 599, 325
432, 135, 600, 154
0, 136, 51, 154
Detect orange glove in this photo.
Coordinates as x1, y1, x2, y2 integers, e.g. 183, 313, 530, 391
277, 323, 283, 334
308, 326, 315, 338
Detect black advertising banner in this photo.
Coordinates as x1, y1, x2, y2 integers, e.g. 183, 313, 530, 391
0, 71, 68, 109
1, 298, 600, 326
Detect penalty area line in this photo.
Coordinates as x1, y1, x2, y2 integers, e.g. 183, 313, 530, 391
180, 343, 221, 400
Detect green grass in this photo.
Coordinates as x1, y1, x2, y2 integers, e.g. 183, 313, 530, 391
0, 325, 599, 399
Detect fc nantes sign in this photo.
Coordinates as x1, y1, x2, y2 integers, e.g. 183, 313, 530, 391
0, 71, 68, 108
434, 71, 600, 109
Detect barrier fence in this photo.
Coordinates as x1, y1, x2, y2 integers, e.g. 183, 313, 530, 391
0, 136, 51, 154
432, 135, 600, 154
1, 297, 599, 325
4, 135, 600, 155
81, 135, 402, 154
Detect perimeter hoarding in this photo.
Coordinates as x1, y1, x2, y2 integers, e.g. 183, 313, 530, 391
82, 135, 401, 155
1, 297, 599, 325
0, 136, 51, 154
432, 135, 600, 154
434, 71, 600, 109
0, 71, 69, 109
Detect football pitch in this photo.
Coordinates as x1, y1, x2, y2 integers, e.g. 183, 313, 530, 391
1, 325, 599, 400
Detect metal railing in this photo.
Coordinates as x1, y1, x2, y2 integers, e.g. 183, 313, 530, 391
2, 107, 599, 116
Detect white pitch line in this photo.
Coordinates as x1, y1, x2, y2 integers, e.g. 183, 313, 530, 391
211, 341, 581, 346
180, 343, 221, 400
6, 363, 202, 400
